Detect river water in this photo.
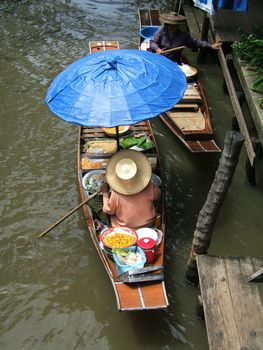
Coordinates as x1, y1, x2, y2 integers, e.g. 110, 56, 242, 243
0, 1, 262, 349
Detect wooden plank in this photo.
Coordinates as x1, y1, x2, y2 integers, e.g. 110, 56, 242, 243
186, 141, 205, 151
141, 282, 168, 308
217, 47, 255, 165
233, 55, 263, 148
225, 257, 263, 349
198, 140, 221, 152
183, 5, 201, 39
197, 256, 240, 350
139, 9, 151, 27
139, 9, 160, 27
197, 256, 263, 350
173, 103, 199, 110
89, 40, 119, 54
150, 9, 160, 26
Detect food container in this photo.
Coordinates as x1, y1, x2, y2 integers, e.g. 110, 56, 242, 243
136, 227, 163, 246
85, 139, 117, 157
137, 237, 158, 263
178, 64, 198, 80
136, 228, 158, 242
113, 246, 146, 274
102, 126, 130, 137
81, 157, 110, 170
82, 170, 105, 193
100, 226, 137, 250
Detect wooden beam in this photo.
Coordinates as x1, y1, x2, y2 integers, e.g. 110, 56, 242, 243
183, 5, 201, 39
248, 268, 263, 283
233, 55, 263, 148
217, 47, 255, 165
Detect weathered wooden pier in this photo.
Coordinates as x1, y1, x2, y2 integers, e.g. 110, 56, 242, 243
183, 0, 263, 185
197, 255, 263, 350
181, 2, 263, 349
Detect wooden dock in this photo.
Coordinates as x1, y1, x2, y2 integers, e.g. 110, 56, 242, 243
197, 255, 263, 350
182, 2, 263, 182
209, 0, 263, 43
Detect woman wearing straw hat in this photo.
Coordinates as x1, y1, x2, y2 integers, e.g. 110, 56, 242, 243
150, 12, 221, 64
100, 150, 161, 229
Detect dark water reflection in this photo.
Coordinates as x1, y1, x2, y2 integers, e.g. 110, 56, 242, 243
1, 1, 262, 349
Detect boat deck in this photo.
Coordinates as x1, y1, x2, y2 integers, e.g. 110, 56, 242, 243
182, 2, 263, 165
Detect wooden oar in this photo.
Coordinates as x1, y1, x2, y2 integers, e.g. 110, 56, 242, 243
161, 46, 186, 55
36, 190, 100, 238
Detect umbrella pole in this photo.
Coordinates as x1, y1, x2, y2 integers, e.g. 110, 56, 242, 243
116, 126, 120, 151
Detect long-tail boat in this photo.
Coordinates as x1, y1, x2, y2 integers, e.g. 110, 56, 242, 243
138, 8, 221, 153
77, 40, 169, 311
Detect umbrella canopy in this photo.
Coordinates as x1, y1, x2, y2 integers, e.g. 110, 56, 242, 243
45, 49, 187, 127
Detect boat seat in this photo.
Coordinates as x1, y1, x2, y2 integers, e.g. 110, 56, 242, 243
166, 109, 205, 131
180, 83, 202, 104
173, 103, 199, 111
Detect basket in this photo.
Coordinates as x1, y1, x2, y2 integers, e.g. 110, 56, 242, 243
113, 246, 146, 275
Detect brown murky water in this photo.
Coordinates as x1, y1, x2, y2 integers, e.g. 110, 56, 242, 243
1, 1, 262, 349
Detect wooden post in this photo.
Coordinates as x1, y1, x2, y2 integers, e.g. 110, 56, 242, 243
186, 130, 245, 285
197, 11, 209, 63
245, 138, 261, 186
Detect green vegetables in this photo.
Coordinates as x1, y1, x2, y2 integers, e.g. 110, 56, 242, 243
120, 135, 155, 150
112, 248, 131, 256
232, 27, 263, 108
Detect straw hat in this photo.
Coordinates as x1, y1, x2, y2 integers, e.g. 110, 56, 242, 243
106, 150, 152, 195
159, 12, 186, 25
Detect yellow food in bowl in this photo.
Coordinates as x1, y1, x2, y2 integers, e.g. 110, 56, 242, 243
103, 233, 136, 248
103, 126, 128, 135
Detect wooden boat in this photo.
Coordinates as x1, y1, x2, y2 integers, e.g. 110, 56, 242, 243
138, 8, 221, 153
77, 40, 168, 311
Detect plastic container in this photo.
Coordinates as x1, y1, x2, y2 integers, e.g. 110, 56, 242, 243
136, 228, 158, 242
151, 174, 162, 187
113, 246, 146, 275
137, 237, 158, 263
140, 26, 160, 40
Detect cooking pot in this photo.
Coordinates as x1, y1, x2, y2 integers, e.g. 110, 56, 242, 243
137, 237, 158, 263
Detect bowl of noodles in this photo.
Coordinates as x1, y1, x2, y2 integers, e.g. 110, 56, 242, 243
102, 126, 130, 137
100, 226, 137, 250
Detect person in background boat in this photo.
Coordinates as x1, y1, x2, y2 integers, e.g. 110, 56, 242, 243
100, 150, 161, 229
150, 12, 221, 64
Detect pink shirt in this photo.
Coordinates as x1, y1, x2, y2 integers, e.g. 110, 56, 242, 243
102, 182, 161, 229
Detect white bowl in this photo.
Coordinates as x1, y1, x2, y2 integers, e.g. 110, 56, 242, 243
136, 228, 158, 242
82, 170, 105, 191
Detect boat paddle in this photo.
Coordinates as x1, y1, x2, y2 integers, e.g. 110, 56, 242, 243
161, 46, 186, 55
36, 190, 100, 238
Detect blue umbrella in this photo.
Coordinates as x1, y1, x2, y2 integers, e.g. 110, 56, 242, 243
45, 49, 187, 127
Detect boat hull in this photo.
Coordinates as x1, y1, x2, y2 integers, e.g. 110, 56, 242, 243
77, 87, 169, 310
138, 8, 221, 153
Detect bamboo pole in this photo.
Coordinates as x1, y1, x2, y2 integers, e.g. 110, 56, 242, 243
186, 130, 245, 285
36, 190, 99, 238
161, 46, 186, 55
